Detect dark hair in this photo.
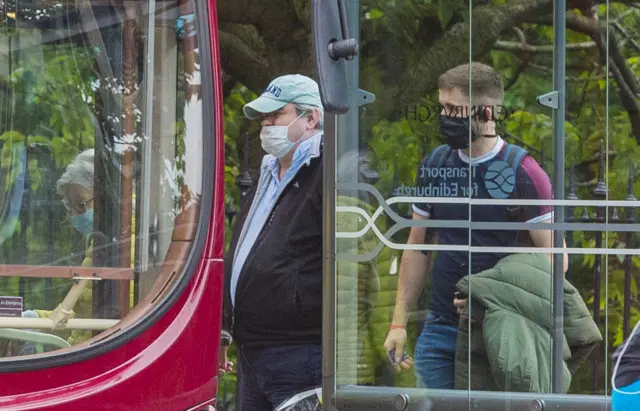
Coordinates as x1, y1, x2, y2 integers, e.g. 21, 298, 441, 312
437, 62, 504, 105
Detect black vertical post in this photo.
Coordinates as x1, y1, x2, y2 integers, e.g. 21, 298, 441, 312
591, 139, 607, 394
611, 207, 620, 228
623, 161, 635, 339
225, 199, 237, 228
236, 132, 252, 206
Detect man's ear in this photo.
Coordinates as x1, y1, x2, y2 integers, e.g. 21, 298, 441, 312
478, 105, 493, 122
486, 106, 495, 122
306, 109, 319, 129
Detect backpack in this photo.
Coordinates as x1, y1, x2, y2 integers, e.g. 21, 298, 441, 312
424, 143, 528, 177
422, 142, 532, 245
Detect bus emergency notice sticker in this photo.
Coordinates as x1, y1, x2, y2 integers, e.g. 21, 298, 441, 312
0, 296, 23, 317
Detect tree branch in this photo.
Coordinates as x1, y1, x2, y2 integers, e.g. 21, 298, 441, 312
513, 27, 527, 43
216, 0, 314, 96
532, 11, 640, 144
494, 40, 596, 52
218, 30, 271, 92
535, 12, 639, 95
397, 0, 557, 107
504, 56, 531, 91
221, 70, 237, 99
216, 0, 315, 95
564, 13, 640, 143
523, 61, 601, 79
608, 58, 640, 141
217, 0, 294, 28
607, 29, 640, 96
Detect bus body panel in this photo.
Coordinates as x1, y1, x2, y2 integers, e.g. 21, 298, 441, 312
205, 0, 227, 262
0, 258, 224, 410
0, 0, 226, 407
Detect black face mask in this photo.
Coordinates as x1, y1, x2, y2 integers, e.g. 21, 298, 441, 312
439, 115, 478, 150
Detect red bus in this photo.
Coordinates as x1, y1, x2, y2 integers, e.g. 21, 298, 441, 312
0, 0, 636, 409
0, 0, 225, 409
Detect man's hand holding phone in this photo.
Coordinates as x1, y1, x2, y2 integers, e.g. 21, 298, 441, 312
383, 325, 413, 372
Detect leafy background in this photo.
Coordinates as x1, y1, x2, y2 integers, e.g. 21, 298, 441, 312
0, 0, 638, 408
216, 0, 640, 407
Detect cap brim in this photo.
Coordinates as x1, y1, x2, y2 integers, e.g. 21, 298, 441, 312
243, 96, 287, 120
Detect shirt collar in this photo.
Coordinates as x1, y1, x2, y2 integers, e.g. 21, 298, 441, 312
457, 136, 504, 164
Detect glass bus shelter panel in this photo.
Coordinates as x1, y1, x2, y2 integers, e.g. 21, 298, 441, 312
0, 0, 205, 359
331, 0, 640, 408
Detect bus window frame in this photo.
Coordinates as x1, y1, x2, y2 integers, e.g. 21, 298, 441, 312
0, 0, 217, 373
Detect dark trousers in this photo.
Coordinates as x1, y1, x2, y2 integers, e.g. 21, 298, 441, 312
235, 344, 322, 411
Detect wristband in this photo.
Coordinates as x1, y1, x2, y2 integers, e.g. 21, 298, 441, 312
390, 324, 405, 330
57, 305, 73, 315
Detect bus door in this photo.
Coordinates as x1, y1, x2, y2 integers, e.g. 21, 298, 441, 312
314, 0, 640, 409
0, 0, 223, 409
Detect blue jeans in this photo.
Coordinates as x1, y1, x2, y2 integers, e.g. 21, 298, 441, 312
236, 344, 322, 411
414, 312, 458, 389
613, 379, 640, 411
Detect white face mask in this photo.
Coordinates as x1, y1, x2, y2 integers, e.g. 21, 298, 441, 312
260, 111, 308, 158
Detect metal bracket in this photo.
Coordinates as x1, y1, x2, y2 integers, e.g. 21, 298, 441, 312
536, 91, 559, 109
72, 272, 102, 281
359, 89, 376, 107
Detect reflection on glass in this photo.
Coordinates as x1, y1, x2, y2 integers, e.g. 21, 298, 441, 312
0, 0, 204, 358
334, 0, 640, 408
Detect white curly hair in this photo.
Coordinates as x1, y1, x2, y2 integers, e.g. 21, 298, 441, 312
55, 149, 95, 199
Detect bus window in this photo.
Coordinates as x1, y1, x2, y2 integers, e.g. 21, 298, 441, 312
0, 0, 206, 358
324, 0, 639, 409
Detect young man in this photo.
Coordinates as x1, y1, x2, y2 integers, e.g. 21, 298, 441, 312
220, 74, 325, 410
383, 62, 569, 389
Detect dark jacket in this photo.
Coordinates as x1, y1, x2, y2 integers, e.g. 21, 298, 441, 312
222, 137, 323, 349
454, 253, 603, 393
612, 322, 640, 388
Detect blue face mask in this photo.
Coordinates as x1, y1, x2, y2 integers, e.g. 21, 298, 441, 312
71, 209, 94, 234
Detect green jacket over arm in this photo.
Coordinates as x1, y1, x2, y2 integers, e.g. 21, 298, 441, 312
454, 253, 602, 393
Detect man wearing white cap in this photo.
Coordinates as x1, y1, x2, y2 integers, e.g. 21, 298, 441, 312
220, 74, 325, 410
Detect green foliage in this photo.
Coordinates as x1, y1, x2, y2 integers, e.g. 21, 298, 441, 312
216, 83, 258, 408
217, 2, 640, 402
357, 10, 640, 396
217, 342, 238, 411
4, 0, 637, 403
0, 39, 96, 310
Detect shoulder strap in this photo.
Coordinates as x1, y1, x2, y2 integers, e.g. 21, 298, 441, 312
425, 144, 453, 169
501, 143, 529, 223
501, 143, 528, 174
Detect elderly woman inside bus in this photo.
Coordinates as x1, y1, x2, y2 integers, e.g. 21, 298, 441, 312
22, 149, 134, 346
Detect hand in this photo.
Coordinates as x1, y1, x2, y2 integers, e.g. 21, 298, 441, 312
218, 343, 234, 377
50, 304, 73, 330
383, 327, 413, 372
453, 297, 468, 319
21, 310, 39, 319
